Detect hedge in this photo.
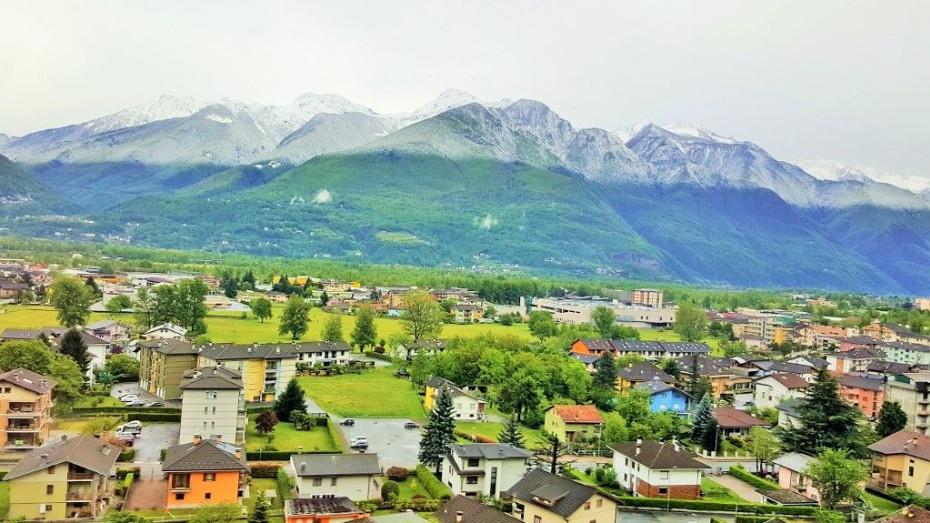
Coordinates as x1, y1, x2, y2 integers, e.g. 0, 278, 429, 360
363, 351, 394, 362
115, 467, 138, 480
125, 412, 181, 422
326, 419, 343, 452
250, 463, 282, 478
245, 449, 338, 461
416, 465, 451, 501
117, 449, 136, 462
455, 430, 494, 443
615, 496, 819, 515
70, 407, 180, 415
729, 465, 780, 490
0, 471, 6, 480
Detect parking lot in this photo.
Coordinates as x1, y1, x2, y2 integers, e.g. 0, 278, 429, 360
111, 383, 181, 409
130, 423, 180, 462
335, 418, 422, 468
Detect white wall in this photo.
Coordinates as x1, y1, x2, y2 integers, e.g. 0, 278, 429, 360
180, 388, 242, 443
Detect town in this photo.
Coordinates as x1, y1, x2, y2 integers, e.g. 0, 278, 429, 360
0, 255, 929, 523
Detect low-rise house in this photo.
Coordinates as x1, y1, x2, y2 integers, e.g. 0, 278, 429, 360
616, 363, 675, 392
839, 373, 884, 419
0, 281, 29, 299
291, 453, 381, 500
285, 497, 370, 523
869, 430, 930, 494
776, 398, 805, 428
295, 341, 352, 366
753, 373, 809, 410
451, 304, 484, 324
0, 369, 55, 451
634, 378, 691, 415
570, 339, 709, 361
162, 438, 249, 510
424, 377, 486, 420
678, 356, 748, 399
402, 339, 447, 360
442, 443, 532, 498
544, 405, 604, 443
84, 319, 132, 344
137, 339, 199, 400
713, 407, 771, 438
143, 322, 189, 340
611, 439, 709, 499
868, 360, 926, 377
569, 353, 599, 374
5, 435, 119, 520
179, 367, 246, 444
504, 468, 617, 523
772, 452, 819, 502
436, 495, 519, 523
786, 356, 828, 370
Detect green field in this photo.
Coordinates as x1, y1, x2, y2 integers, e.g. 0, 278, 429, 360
73, 396, 124, 408
392, 476, 433, 499
701, 477, 743, 502
244, 416, 340, 453
455, 421, 547, 447
298, 367, 427, 418
861, 491, 901, 515
247, 478, 280, 509
54, 417, 121, 433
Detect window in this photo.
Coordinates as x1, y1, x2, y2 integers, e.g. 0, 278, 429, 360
534, 516, 542, 523
175, 493, 185, 501
312, 478, 323, 486
204, 473, 215, 482
910, 466, 915, 477
658, 487, 668, 495
467, 458, 480, 468
205, 493, 211, 500
0, 386, 10, 393
212, 406, 216, 414
47, 466, 55, 474
660, 470, 669, 480
466, 476, 478, 485
206, 391, 217, 399
330, 478, 337, 486
172, 474, 190, 489
596, 499, 603, 508
584, 501, 591, 510
46, 485, 54, 495
204, 406, 208, 414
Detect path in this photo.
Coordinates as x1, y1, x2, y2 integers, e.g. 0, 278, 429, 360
123, 479, 167, 511
706, 474, 764, 503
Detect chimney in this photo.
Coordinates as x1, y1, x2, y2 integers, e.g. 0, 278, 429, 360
234, 447, 242, 460
276, 347, 280, 354
456, 511, 463, 523
61, 434, 67, 442
193, 435, 202, 445
101, 446, 111, 456
300, 462, 306, 472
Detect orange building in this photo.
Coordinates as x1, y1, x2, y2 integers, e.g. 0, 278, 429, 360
0, 368, 55, 450
162, 438, 248, 511
839, 374, 885, 419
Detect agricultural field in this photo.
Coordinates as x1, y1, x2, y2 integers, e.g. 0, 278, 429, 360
297, 367, 427, 419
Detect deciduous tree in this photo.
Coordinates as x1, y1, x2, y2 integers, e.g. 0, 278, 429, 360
279, 295, 311, 340
350, 306, 377, 350
805, 448, 866, 510
748, 425, 780, 473
674, 301, 707, 342
50, 275, 94, 327
592, 306, 617, 338
322, 314, 344, 343
255, 411, 278, 436
250, 298, 272, 323
401, 292, 443, 342
527, 311, 557, 341
877, 401, 908, 437
105, 294, 132, 315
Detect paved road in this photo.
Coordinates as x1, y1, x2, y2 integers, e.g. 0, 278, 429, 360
112, 383, 181, 408
335, 418, 421, 468
132, 423, 180, 463
706, 473, 764, 503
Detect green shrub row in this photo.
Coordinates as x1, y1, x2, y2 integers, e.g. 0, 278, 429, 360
326, 419, 344, 452
245, 449, 335, 461
363, 351, 394, 362
115, 467, 138, 479
71, 406, 181, 414
386, 498, 443, 511
729, 465, 780, 490
250, 463, 282, 478
126, 412, 181, 422
117, 449, 136, 462
455, 430, 494, 443
416, 465, 452, 501
615, 496, 819, 515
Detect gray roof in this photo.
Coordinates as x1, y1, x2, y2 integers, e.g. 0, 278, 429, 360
5, 435, 119, 480
451, 443, 532, 460
775, 398, 806, 418
425, 377, 481, 401
772, 452, 815, 472
162, 439, 247, 472
0, 368, 56, 394
839, 373, 884, 391
180, 366, 243, 390
286, 497, 363, 516
634, 378, 691, 398
0, 328, 41, 340
436, 495, 518, 523
617, 362, 674, 383
291, 341, 352, 353
291, 453, 380, 477
197, 342, 303, 360
139, 339, 197, 355
609, 441, 709, 470
504, 469, 599, 518
757, 488, 818, 505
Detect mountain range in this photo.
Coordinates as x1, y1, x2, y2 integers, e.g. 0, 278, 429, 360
1, 89, 929, 294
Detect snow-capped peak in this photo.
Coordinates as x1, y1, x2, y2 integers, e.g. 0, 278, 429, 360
793, 157, 930, 193
661, 123, 740, 144
410, 88, 478, 119
613, 121, 653, 143
84, 94, 210, 133
290, 92, 375, 115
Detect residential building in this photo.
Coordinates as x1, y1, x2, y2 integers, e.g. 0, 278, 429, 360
884, 373, 930, 434
916, 299, 930, 312
616, 363, 674, 392
864, 322, 930, 346
786, 356, 828, 370
882, 342, 930, 366
634, 378, 691, 415
826, 348, 886, 374
569, 339, 709, 361
0, 369, 55, 450
295, 341, 352, 367
290, 453, 381, 500
679, 357, 750, 399
839, 373, 885, 419
713, 407, 771, 438
196, 343, 300, 402
611, 439, 709, 499
436, 495, 519, 523
753, 373, 809, 410
285, 497, 370, 523
613, 305, 677, 330
504, 469, 616, 523
137, 339, 199, 400
632, 288, 663, 309
776, 398, 805, 428
868, 430, 930, 494
544, 405, 604, 443
84, 319, 132, 344
162, 438, 249, 510
5, 435, 119, 520
424, 377, 486, 420
451, 304, 484, 324
143, 322, 189, 340
179, 367, 246, 444
869, 361, 927, 377
442, 443, 531, 498
772, 452, 819, 503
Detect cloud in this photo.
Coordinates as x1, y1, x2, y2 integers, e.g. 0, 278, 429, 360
312, 189, 332, 204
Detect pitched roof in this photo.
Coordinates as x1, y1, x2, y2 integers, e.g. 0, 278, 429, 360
0, 328, 41, 340
609, 441, 708, 470
776, 398, 806, 418
85, 319, 130, 330
768, 362, 812, 375
435, 495, 519, 523
634, 379, 691, 399
764, 373, 810, 390
839, 373, 884, 391
291, 453, 381, 477
772, 452, 815, 472
617, 362, 674, 384
5, 435, 120, 480
424, 377, 482, 401
829, 347, 886, 360
139, 338, 197, 355
504, 469, 599, 518
574, 338, 615, 354
286, 497, 365, 517
713, 407, 771, 429
679, 356, 734, 376
872, 506, 930, 523
868, 360, 920, 375
869, 431, 930, 462
180, 366, 243, 390
144, 322, 188, 335
0, 368, 56, 394
548, 405, 604, 425
757, 488, 818, 505
791, 356, 828, 369
196, 342, 311, 360
162, 439, 247, 472
450, 443, 532, 460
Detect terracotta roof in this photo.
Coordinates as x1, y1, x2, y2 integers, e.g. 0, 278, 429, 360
766, 373, 810, 390
435, 495, 519, 523
5, 435, 119, 480
549, 405, 603, 425
713, 407, 771, 429
869, 431, 930, 462
609, 441, 708, 470
162, 439, 247, 472
874, 507, 930, 523
0, 368, 56, 394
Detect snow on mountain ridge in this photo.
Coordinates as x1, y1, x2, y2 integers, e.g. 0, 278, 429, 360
793, 157, 930, 193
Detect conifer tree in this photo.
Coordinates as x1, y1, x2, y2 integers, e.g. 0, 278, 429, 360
593, 350, 617, 390
60, 328, 89, 377
248, 490, 270, 523
700, 419, 721, 453
418, 387, 457, 473
274, 378, 307, 422
781, 367, 865, 456
876, 401, 908, 438
498, 416, 525, 448
691, 395, 714, 441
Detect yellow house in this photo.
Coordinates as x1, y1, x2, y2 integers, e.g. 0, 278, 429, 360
544, 405, 604, 443
869, 430, 930, 494
505, 469, 617, 523
5, 435, 120, 520
138, 339, 199, 399
197, 343, 299, 402
0, 368, 56, 450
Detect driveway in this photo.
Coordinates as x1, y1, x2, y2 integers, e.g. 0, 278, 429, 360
131, 423, 180, 463
335, 418, 421, 468
112, 383, 181, 409
617, 508, 721, 523
123, 479, 167, 511
707, 473, 764, 503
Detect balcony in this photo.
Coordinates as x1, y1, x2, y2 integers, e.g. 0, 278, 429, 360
68, 472, 96, 481
6, 424, 42, 433
6, 409, 43, 418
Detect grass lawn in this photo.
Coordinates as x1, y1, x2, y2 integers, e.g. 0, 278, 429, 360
54, 417, 121, 433
298, 367, 426, 418
0, 481, 9, 521
73, 396, 124, 408
455, 421, 547, 447
244, 416, 340, 453
862, 491, 901, 515
248, 478, 280, 509
389, 476, 433, 500
701, 477, 743, 502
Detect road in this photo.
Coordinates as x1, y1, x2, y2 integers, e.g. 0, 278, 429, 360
132, 423, 180, 463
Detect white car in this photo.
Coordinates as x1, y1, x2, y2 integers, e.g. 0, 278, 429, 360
119, 394, 139, 402
123, 420, 142, 429
350, 437, 369, 449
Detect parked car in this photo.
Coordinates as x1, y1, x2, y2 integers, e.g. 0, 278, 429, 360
349, 437, 369, 449
125, 399, 147, 407
116, 424, 142, 436
116, 433, 135, 446
394, 369, 410, 378
147, 401, 164, 408
339, 419, 355, 426
404, 421, 419, 429
119, 394, 139, 402
123, 420, 142, 429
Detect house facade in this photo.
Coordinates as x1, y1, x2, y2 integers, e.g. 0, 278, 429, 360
196, 343, 299, 402
753, 373, 809, 410
773, 452, 820, 503
290, 454, 381, 500
137, 339, 199, 400
634, 379, 691, 415
424, 377, 486, 420
0, 369, 55, 451
839, 374, 884, 419
162, 438, 249, 510
884, 373, 930, 434
143, 322, 189, 340
544, 405, 604, 443
868, 430, 930, 494
295, 341, 352, 367
442, 443, 531, 498
179, 367, 246, 444
611, 440, 708, 499
505, 469, 617, 523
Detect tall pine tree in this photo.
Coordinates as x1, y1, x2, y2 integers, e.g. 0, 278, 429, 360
274, 378, 307, 422
781, 367, 866, 457
418, 386, 457, 474
498, 416, 525, 449
59, 328, 89, 377
700, 419, 721, 453
593, 350, 617, 390
691, 395, 714, 441
248, 490, 270, 523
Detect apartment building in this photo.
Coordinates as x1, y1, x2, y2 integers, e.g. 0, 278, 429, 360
179, 367, 246, 444
0, 369, 55, 451
137, 339, 199, 400
442, 443, 531, 498
884, 373, 930, 434
197, 343, 299, 402
631, 288, 663, 309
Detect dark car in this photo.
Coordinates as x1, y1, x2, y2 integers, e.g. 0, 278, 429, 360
147, 401, 164, 408
394, 369, 410, 378
339, 419, 355, 426
404, 421, 419, 429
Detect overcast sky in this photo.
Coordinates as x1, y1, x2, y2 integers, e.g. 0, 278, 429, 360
1, 0, 928, 175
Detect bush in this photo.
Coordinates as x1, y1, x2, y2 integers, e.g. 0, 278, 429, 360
729, 465, 780, 490
160, 448, 167, 461
115, 468, 136, 480
382, 480, 400, 501
117, 449, 136, 462
386, 466, 410, 482
454, 430, 495, 443
251, 463, 282, 478
416, 465, 451, 501
615, 496, 819, 515
123, 412, 181, 422
394, 498, 442, 512
71, 407, 180, 415
276, 467, 294, 502
523, 408, 545, 429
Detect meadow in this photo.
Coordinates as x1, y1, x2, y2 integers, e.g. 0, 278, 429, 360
297, 367, 427, 419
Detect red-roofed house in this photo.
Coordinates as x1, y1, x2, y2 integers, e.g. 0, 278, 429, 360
753, 373, 810, 410
713, 407, 771, 438
544, 405, 604, 443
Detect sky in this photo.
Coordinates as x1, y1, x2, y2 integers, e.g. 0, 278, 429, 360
1, 0, 928, 177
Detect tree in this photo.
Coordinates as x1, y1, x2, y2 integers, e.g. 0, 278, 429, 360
748, 425, 780, 473
660, 358, 680, 379
498, 369, 543, 422
105, 294, 132, 315
592, 306, 617, 338
189, 503, 242, 523
322, 314, 344, 342
527, 311, 558, 341
274, 378, 307, 423
601, 412, 630, 444
50, 275, 94, 327
350, 306, 378, 351
60, 328, 89, 377
692, 375, 713, 403
719, 339, 749, 358
84, 276, 102, 298
0, 340, 84, 404
700, 419, 721, 453
255, 411, 278, 436
319, 290, 330, 306
418, 387, 457, 473
593, 350, 617, 390
805, 448, 866, 510
877, 401, 908, 437
133, 286, 157, 330
175, 278, 210, 335
498, 416, 525, 448
674, 301, 707, 342
781, 367, 866, 457
220, 272, 239, 299
250, 298, 272, 323
248, 490, 270, 523
104, 354, 139, 382
691, 395, 714, 441
401, 292, 443, 342
279, 295, 311, 340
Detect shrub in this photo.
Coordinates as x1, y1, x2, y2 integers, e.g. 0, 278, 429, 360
160, 448, 167, 461
250, 463, 282, 478
386, 466, 409, 482
416, 465, 451, 501
117, 449, 136, 462
115, 468, 136, 480
382, 480, 400, 501
276, 467, 294, 502
615, 496, 818, 515
729, 465, 780, 490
